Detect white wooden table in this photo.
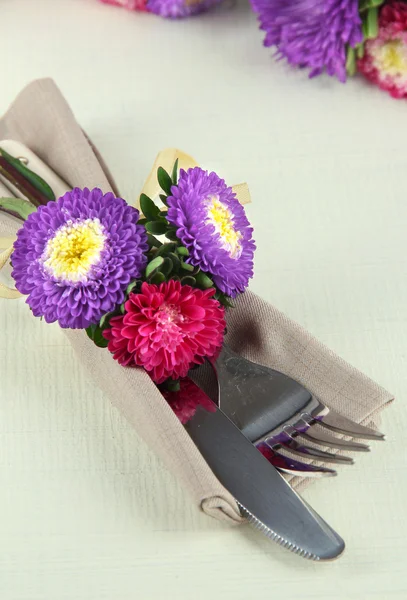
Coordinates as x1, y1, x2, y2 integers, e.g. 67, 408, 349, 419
0, 1, 405, 598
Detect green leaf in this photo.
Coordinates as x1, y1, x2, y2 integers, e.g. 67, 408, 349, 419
99, 314, 110, 330
171, 159, 179, 185
99, 309, 121, 330
359, 0, 384, 12
150, 271, 166, 285
0, 147, 55, 201
363, 7, 379, 39
147, 249, 157, 262
180, 260, 194, 273
86, 324, 109, 348
195, 271, 214, 289
346, 46, 356, 77
126, 281, 139, 296
165, 229, 179, 242
86, 324, 97, 340
99, 315, 110, 330
156, 242, 177, 257
147, 234, 162, 248
160, 257, 174, 277
94, 330, 109, 348
146, 256, 165, 278
176, 246, 189, 257
140, 193, 161, 221
168, 252, 181, 273
159, 194, 169, 206
0, 197, 36, 220
180, 276, 196, 286
157, 167, 173, 195
166, 378, 180, 393
218, 294, 234, 309
146, 221, 168, 235
356, 43, 365, 60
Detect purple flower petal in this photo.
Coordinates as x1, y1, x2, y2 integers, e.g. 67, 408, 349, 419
12, 188, 149, 329
250, 0, 363, 82
147, 0, 221, 18
166, 167, 255, 297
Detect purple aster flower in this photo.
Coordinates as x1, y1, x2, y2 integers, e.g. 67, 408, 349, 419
166, 167, 255, 297
147, 0, 221, 19
12, 188, 148, 329
250, 0, 363, 82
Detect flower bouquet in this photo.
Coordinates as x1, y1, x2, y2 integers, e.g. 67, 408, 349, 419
9, 162, 255, 406
0, 79, 393, 524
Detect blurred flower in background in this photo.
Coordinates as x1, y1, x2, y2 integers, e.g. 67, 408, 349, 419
249, 0, 363, 82
99, 0, 148, 11
99, 0, 223, 17
98, 0, 407, 100
358, 1, 407, 98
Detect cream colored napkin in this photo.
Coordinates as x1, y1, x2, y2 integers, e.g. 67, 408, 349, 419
0, 79, 393, 524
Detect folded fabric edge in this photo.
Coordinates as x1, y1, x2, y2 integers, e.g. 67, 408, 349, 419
201, 496, 243, 523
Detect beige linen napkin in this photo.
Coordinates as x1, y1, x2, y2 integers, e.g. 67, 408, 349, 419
0, 79, 393, 524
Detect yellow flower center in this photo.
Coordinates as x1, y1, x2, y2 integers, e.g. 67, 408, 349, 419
206, 197, 242, 259
373, 39, 407, 77
43, 218, 106, 282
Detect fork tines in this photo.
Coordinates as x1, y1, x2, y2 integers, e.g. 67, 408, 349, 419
214, 344, 385, 479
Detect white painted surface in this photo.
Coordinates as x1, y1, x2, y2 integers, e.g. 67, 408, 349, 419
0, 0, 405, 598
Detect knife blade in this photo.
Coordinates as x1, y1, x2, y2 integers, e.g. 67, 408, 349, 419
184, 398, 345, 561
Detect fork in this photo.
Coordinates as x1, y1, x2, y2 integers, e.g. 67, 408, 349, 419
210, 344, 384, 478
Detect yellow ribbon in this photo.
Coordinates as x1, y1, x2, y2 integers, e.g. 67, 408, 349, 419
0, 149, 251, 300
0, 236, 17, 248
0, 244, 21, 299
138, 148, 199, 205
138, 148, 251, 212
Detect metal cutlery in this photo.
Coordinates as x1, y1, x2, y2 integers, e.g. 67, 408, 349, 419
211, 344, 384, 478
183, 378, 345, 561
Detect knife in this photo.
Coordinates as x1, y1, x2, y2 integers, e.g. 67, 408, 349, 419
184, 391, 345, 561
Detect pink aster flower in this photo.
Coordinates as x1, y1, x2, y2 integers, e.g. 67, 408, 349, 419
99, 0, 148, 10
358, 2, 407, 98
104, 280, 226, 383
161, 377, 216, 424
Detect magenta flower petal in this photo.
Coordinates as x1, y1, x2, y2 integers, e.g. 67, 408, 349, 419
104, 280, 226, 383
358, 2, 407, 99
99, 0, 148, 10
162, 377, 216, 424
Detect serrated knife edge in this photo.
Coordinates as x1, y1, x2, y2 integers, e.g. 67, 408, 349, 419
184, 396, 345, 561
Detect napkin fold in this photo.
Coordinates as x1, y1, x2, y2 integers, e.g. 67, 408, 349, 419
0, 79, 394, 524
